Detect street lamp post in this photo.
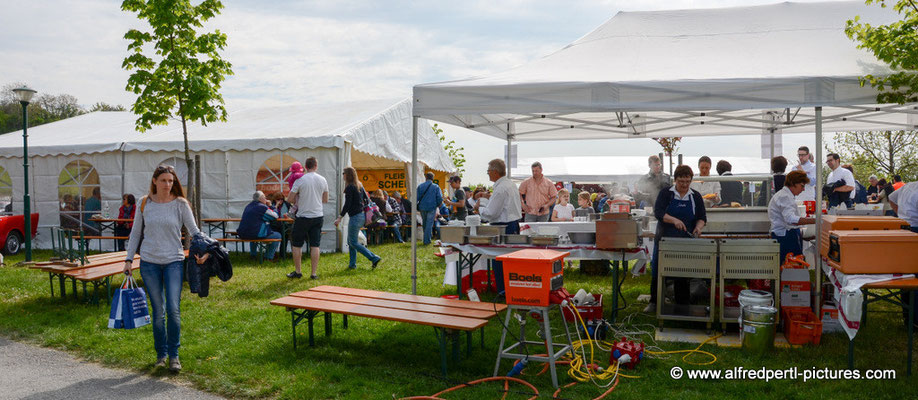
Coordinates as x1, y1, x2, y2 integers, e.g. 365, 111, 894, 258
13, 87, 36, 261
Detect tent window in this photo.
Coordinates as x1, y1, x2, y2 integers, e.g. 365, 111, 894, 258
0, 167, 11, 215
158, 157, 189, 185
256, 153, 297, 197
58, 160, 101, 233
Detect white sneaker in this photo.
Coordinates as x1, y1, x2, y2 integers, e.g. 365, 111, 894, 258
642, 302, 656, 313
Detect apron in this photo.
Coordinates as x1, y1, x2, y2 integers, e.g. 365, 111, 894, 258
771, 228, 802, 265
651, 195, 696, 303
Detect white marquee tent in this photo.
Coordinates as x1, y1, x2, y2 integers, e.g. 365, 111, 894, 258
408, 1, 917, 294
0, 98, 454, 251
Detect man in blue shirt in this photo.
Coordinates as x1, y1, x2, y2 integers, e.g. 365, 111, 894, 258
416, 172, 443, 245
238, 191, 280, 260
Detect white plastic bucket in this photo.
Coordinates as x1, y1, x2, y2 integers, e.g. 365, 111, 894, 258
738, 289, 774, 337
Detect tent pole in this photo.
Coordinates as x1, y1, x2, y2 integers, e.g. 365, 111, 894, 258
814, 106, 824, 315
411, 116, 419, 295
506, 123, 513, 179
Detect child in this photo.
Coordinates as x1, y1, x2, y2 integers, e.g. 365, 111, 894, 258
284, 162, 305, 218
551, 189, 575, 221
576, 191, 592, 210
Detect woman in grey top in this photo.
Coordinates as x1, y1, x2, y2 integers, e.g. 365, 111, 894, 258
122, 165, 201, 372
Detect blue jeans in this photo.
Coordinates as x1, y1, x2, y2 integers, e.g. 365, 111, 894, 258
139, 260, 183, 358
421, 209, 436, 244
389, 225, 404, 242
347, 212, 379, 268
249, 230, 281, 259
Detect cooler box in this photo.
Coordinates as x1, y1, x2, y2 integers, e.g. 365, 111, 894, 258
819, 215, 908, 257
826, 230, 918, 274
495, 249, 569, 307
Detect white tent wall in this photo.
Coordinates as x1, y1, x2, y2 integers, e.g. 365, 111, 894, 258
8, 152, 123, 249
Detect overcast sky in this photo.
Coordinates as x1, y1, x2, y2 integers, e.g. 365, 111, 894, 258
1, 0, 832, 185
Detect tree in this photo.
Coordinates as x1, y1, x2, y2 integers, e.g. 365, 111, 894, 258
828, 130, 918, 182
652, 137, 682, 175
846, 0, 918, 104
121, 0, 233, 206
0, 82, 88, 134
433, 123, 466, 175
89, 102, 126, 112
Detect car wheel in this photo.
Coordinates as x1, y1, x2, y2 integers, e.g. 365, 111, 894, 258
4, 231, 22, 255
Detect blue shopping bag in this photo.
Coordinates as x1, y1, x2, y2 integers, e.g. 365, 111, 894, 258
107, 281, 125, 329
120, 275, 151, 330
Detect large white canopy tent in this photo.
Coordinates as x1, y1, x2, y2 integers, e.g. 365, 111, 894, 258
408, 1, 916, 295
0, 98, 454, 251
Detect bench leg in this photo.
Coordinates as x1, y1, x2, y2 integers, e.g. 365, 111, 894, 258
451, 330, 460, 363
324, 312, 332, 337
343, 315, 348, 329
48, 272, 54, 297
433, 327, 448, 378
481, 327, 485, 349
467, 331, 472, 358
848, 337, 854, 370
909, 290, 914, 377
71, 277, 78, 300
289, 309, 318, 349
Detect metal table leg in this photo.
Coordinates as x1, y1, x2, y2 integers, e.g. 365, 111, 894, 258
909, 290, 914, 377
611, 258, 619, 323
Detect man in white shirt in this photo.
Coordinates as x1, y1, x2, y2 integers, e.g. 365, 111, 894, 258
793, 146, 817, 200
825, 153, 855, 209
286, 157, 328, 279
475, 158, 522, 295
889, 182, 918, 231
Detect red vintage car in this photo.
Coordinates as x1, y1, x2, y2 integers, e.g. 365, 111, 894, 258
0, 213, 40, 254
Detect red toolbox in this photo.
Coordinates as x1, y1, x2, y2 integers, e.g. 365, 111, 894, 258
563, 293, 604, 322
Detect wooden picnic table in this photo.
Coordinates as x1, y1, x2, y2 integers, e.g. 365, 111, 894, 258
271, 285, 507, 376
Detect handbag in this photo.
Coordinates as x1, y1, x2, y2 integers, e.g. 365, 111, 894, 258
120, 275, 151, 329
362, 189, 382, 227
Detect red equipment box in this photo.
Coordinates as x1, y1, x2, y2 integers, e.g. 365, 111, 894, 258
496, 249, 569, 307
562, 293, 604, 322
782, 306, 823, 345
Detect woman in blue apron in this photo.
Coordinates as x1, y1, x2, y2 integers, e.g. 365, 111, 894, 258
648, 165, 707, 312
767, 171, 815, 264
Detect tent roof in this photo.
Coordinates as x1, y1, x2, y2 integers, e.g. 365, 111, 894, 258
413, 1, 918, 140
0, 98, 456, 172
512, 156, 770, 183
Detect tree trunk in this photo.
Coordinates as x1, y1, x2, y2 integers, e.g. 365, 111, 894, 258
887, 131, 896, 176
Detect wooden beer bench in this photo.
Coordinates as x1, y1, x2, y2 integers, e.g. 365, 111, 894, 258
31, 253, 140, 304
216, 237, 281, 263
270, 285, 507, 376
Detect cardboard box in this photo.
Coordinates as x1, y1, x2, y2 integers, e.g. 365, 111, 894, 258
780, 268, 811, 307
820, 301, 844, 333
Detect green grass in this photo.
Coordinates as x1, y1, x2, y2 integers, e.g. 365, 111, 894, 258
1, 245, 915, 399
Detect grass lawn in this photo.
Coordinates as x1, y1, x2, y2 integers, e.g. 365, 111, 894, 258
1, 243, 915, 399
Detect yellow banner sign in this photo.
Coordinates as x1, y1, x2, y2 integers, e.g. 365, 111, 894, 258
358, 169, 447, 197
